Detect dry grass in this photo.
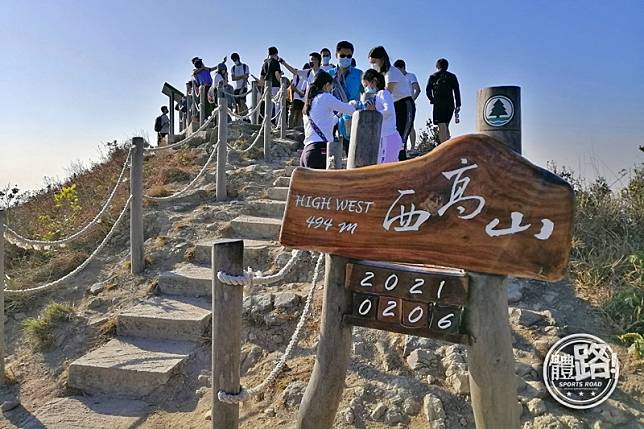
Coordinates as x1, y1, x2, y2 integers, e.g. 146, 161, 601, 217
552, 162, 643, 355
3, 141, 203, 292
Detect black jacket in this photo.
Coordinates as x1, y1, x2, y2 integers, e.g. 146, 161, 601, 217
426, 70, 461, 108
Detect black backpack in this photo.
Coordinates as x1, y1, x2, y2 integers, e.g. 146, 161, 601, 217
432, 72, 452, 99
154, 115, 163, 132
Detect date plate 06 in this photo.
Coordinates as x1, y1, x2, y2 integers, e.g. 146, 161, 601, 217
343, 261, 470, 344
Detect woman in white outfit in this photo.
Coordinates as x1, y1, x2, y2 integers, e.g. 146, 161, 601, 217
301, 70, 358, 169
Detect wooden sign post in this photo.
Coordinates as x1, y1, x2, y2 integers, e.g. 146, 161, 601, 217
282, 98, 573, 428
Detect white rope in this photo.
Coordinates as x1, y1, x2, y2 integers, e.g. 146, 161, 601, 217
3, 149, 132, 249
238, 122, 266, 153
4, 195, 132, 298
217, 249, 302, 286
143, 139, 220, 202
217, 252, 324, 404
222, 88, 252, 99
145, 108, 220, 152
227, 87, 268, 120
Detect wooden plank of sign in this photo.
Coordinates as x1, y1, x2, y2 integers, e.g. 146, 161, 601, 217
343, 314, 469, 345
279, 133, 574, 281
345, 261, 468, 305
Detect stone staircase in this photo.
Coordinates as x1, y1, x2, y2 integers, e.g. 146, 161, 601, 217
65, 161, 297, 402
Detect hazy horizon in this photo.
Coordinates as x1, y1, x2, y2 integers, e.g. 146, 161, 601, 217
1, 0, 643, 193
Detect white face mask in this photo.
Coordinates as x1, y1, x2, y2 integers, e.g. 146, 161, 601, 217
370, 63, 380, 71
322, 56, 331, 66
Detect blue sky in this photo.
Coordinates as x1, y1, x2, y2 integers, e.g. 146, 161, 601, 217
1, 0, 643, 191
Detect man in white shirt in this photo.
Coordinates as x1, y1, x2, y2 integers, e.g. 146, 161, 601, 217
394, 59, 421, 151
320, 47, 335, 73
230, 52, 250, 116
279, 53, 322, 128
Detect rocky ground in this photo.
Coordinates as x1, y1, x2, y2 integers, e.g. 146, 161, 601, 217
0, 123, 642, 428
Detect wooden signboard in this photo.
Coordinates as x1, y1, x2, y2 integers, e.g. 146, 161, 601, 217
162, 82, 184, 99
279, 133, 574, 281
344, 261, 469, 344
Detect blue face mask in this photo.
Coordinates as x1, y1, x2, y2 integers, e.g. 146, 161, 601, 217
338, 57, 352, 69
364, 86, 377, 94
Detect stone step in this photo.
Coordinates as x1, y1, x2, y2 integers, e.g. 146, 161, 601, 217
273, 176, 291, 188
22, 396, 149, 429
267, 187, 289, 201
230, 215, 282, 240
117, 296, 211, 341
68, 337, 196, 398
247, 199, 286, 218
193, 238, 279, 268
158, 264, 212, 297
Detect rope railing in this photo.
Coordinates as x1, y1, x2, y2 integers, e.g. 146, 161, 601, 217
217, 249, 302, 286
217, 252, 324, 404
238, 121, 266, 153
143, 139, 220, 202
3, 195, 132, 298
3, 149, 132, 250
145, 107, 220, 152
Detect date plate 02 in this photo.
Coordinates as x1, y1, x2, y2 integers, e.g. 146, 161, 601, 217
343, 261, 470, 344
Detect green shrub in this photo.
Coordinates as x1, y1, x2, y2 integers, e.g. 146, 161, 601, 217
22, 302, 75, 349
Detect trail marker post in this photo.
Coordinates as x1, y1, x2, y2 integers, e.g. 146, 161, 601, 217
130, 137, 145, 275
216, 86, 228, 202
250, 81, 259, 125
282, 103, 573, 428
200, 85, 207, 126
263, 84, 272, 161
162, 83, 184, 143
212, 239, 244, 429
280, 78, 288, 139
0, 209, 5, 384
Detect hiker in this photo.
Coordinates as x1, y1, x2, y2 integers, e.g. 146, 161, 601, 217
426, 58, 461, 143
394, 59, 421, 151
191, 56, 217, 118
230, 52, 250, 117
301, 71, 362, 169
154, 106, 170, 146
328, 40, 363, 155
320, 47, 335, 72
362, 69, 402, 164
260, 46, 284, 120
368, 46, 413, 161
175, 96, 187, 131
280, 53, 322, 128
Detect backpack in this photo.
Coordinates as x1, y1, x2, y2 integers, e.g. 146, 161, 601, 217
154, 115, 163, 132
432, 71, 452, 99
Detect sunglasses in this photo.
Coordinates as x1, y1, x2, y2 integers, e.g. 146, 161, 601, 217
338, 54, 353, 58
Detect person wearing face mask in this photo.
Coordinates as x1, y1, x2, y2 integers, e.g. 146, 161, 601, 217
362, 69, 402, 164
260, 46, 284, 119
328, 40, 364, 155
301, 71, 359, 169
320, 48, 335, 72
230, 52, 250, 117
368, 46, 413, 161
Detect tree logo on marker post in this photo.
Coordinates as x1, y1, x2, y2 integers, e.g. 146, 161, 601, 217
483, 95, 514, 127
543, 333, 620, 409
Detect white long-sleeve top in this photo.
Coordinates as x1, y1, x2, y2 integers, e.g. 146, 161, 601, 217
375, 89, 397, 137
303, 92, 355, 145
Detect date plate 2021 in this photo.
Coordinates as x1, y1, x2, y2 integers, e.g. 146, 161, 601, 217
343, 261, 470, 344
